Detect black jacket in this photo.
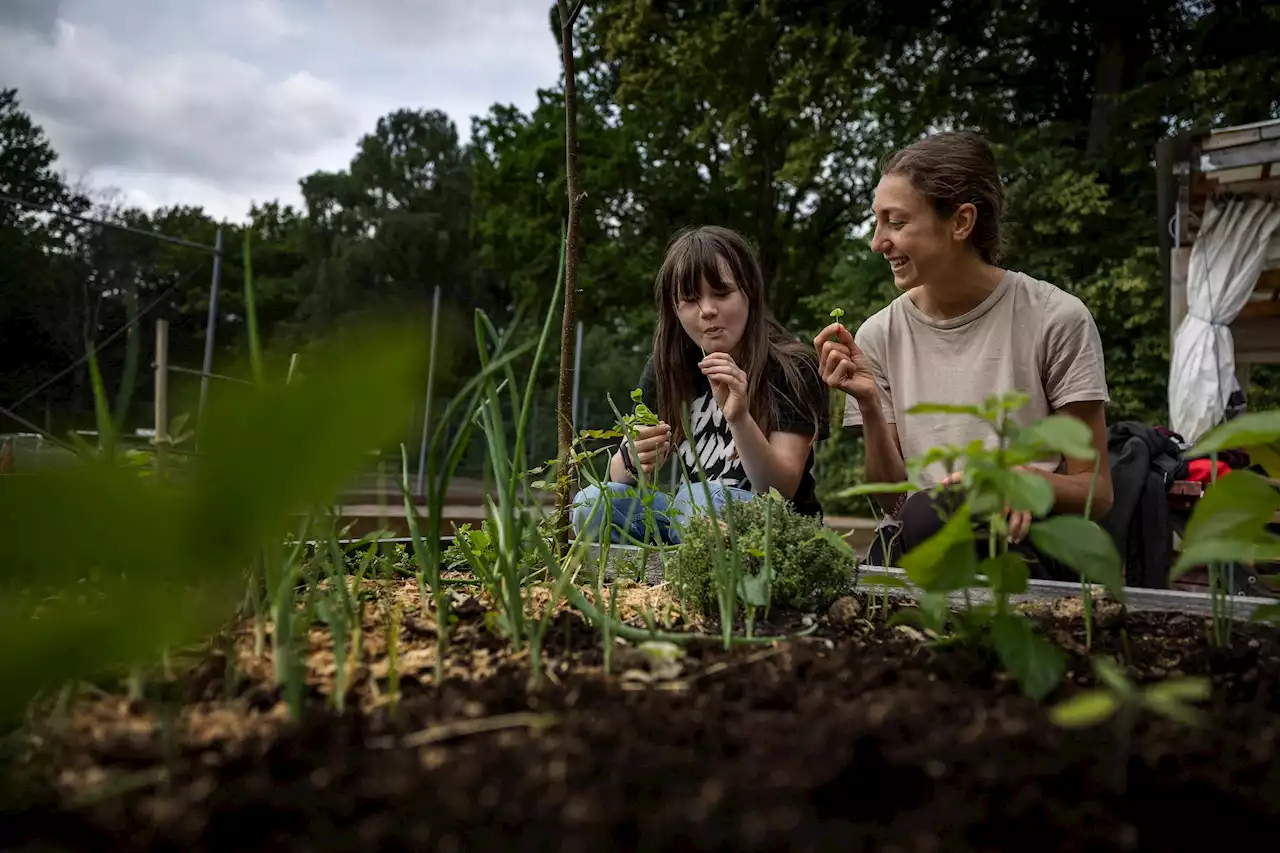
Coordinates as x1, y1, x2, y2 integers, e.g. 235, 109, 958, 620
1099, 422, 1182, 588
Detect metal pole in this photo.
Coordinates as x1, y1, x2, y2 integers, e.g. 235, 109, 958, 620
415, 285, 441, 495
571, 320, 584, 429
196, 227, 224, 440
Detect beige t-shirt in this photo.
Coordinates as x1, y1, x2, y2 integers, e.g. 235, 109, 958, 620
842, 269, 1109, 487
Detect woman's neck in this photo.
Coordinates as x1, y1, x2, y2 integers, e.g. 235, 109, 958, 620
909, 255, 1006, 321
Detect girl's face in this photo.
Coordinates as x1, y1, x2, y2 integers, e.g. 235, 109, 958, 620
674, 258, 750, 357
869, 173, 968, 291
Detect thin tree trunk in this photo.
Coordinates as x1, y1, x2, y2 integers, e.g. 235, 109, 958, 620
554, 0, 586, 555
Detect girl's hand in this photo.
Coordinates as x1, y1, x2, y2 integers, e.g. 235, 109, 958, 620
813, 322, 879, 404
699, 352, 748, 423
627, 422, 671, 476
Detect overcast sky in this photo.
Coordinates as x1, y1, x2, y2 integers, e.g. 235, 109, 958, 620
0, 0, 562, 222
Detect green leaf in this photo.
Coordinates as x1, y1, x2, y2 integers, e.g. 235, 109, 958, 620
1190, 411, 1280, 456
1027, 516, 1125, 599
1012, 415, 1097, 461
856, 571, 910, 589
991, 468, 1055, 516
1172, 536, 1280, 578
1049, 689, 1120, 728
835, 481, 919, 498
738, 569, 773, 607
1143, 676, 1211, 705
1248, 603, 1280, 625
906, 402, 984, 418
1246, 443, 1280, 479
991, 614, 1066, 701
1091, 656, 1135, 698
901, 504, 978, 591
1171, 469, 1280, 580
981, 553, 1030, 596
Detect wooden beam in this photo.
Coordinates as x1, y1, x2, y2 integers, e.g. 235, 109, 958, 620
1202, 126, 1262, 151
1203, 138, 1280, 171
1238, 301, 1280, 320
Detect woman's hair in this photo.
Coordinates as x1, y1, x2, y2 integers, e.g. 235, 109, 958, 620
881, 130, 1006, 265
651, 225, 822, 449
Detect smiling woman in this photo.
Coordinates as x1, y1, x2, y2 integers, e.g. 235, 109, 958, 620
813, 131, 1114, 579
571, 225, 830, 546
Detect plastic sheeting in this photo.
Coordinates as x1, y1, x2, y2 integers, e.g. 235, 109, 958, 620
1169, 196, 1280, 444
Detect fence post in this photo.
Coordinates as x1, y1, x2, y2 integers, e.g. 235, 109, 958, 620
196, 226, 224, 445
155, 319, 170, 478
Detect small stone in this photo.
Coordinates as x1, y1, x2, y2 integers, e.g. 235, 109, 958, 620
827, 596, 863, 629
1249, 639, 1261, 649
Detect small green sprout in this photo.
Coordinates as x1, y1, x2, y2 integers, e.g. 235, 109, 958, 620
1050, 656, 1211, 729
830, 307, 845, 320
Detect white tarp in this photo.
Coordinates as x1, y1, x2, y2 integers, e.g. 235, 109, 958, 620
1169, 195, 1280, 444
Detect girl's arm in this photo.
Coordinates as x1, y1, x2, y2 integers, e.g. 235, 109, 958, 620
725, 413, 814, 499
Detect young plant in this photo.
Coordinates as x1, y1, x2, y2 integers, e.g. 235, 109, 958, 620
1050, 655, 1210, 790
858, 393, 1126, 699
1166, 410, 1280, 641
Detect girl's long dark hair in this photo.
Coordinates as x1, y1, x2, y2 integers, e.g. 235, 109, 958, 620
652, 225, 822, 450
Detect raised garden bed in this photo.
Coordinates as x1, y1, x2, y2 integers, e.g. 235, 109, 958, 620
4, 557, 1278, 853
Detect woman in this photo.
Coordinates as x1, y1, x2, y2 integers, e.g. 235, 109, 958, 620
814, 130, 1113, 578
573, 225, 829, 545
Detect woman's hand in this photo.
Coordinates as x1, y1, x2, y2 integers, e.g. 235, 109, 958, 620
624, 422, 671, 477
940, 469, 1032, 544
699, 352, 749, 423
813, 323, 879, 404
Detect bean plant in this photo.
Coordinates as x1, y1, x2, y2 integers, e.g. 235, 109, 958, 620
847, 392, 1126, 700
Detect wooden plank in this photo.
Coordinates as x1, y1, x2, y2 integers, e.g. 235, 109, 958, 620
1203, 137, 1280, 171
1202, 126, 1262, 151
1237, 301, 1280, 320
1215, 164, 1266, 183
1233, 315, 1280, 363
1255, 268, 1280, 291
1264, 123, 1280, 141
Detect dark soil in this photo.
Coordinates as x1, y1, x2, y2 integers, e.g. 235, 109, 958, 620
3, 591, 1280, 853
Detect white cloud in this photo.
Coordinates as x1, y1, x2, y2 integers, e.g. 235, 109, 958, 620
0, 0, 561, 222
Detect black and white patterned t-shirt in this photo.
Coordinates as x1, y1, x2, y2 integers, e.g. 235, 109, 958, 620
635, 353, 829, 517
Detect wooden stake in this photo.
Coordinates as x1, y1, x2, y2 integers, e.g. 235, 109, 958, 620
154, 319, 170, 477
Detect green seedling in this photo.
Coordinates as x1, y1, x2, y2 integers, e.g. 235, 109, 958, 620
1050, 655, 1210, 791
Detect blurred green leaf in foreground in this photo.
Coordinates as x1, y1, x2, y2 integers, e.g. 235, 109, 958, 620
0, 321, 431, 722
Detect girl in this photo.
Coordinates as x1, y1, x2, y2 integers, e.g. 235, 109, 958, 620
814, 130, 1114, 579
573, 225, 829, 545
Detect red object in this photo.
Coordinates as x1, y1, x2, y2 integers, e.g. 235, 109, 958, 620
1186, 458, 1231, 482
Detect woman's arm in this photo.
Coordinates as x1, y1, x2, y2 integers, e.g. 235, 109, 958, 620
1026, 399, 1113, 519
851, 395, 909, 513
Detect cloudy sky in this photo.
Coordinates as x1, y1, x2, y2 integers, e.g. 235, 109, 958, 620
0, 0, 562, 222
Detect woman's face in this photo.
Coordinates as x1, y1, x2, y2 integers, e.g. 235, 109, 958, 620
674, 258, 750, 357
869, 173, 966, 291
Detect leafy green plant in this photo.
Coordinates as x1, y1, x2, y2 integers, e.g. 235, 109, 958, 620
1050, 655, 1210, 790
0, 323, 432, 724
852, 392, 1125, 700
1166, 410, 1280, 638
666, 489, 856, 627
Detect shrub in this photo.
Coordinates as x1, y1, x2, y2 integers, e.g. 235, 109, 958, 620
667, 492, 855, 619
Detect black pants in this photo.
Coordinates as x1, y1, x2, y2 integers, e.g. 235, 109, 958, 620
864, 489, 1076, 582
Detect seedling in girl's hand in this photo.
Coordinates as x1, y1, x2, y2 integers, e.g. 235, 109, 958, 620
625, 388, 660, 429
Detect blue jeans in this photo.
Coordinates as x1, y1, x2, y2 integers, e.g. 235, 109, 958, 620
571, 481, 755, 545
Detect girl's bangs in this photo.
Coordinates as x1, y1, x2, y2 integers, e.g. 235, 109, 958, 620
666, 235, 734, 304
